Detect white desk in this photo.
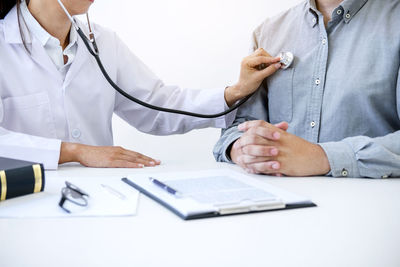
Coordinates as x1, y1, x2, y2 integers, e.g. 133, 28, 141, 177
1, 160, 400, 267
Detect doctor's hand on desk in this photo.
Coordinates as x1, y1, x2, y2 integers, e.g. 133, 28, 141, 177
59, 143, 161, 168
224, 48, 281, 106
230, 120, 331, 176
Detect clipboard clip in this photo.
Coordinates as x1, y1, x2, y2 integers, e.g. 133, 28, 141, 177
216, 199, 286, 215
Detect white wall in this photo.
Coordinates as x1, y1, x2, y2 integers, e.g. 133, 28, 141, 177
89, 0, 301, 164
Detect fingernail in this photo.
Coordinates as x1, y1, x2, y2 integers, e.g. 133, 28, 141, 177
139, 164, 145, 168
270, 148, 278, 156
273, 132, 281, 140
274, 63, 281, 69
272, 163, 280, 170
155, 159, 161, 164
149, 161, 155, 166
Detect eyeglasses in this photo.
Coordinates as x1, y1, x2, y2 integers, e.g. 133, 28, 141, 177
58, 181, 90, 213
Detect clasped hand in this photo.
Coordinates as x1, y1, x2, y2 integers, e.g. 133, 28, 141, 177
230, 120, 331, 176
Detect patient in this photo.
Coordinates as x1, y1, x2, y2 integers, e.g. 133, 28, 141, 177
214, 0, 400, 178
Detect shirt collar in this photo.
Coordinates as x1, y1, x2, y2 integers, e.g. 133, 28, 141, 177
340, 0, 369, 23
20, 0, 77, 48
306, 0, 319, 28
306, 0, 369, 27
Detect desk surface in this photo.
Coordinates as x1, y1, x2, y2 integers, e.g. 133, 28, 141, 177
1, 160, 400, 267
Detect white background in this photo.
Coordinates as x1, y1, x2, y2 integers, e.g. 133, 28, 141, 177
89, 0, 302, 163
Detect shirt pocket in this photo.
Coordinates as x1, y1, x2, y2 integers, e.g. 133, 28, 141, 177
266, 67, 294, 124
1, 92, 57, 138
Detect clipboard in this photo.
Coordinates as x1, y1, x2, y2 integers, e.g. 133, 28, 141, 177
122, 169, 316, 220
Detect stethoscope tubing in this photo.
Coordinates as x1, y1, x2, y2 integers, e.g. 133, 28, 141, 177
76, 27, 253, 119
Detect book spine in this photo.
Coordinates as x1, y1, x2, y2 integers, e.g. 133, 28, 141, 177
0, 164, 45, 201
0, 170, 6, 201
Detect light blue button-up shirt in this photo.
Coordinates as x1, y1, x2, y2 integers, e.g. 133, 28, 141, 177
214, 0, 400, 178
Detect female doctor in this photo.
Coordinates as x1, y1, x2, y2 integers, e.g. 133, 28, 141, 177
0, 0, 281, 169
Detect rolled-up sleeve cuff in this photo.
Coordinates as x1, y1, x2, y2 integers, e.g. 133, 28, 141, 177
319, 141, 360, 178
218, 130, 243, 163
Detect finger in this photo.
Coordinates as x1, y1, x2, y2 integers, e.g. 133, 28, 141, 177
274, 121, 289, 131
238, 122, 282, 141
247, 56, 281, 68
248, 161, 281, 174
233, 134, 271, 149
241, 145, 279, 157
119, 155, 157, 167
256, 63, 281, 79
238, 120, 268, 131
121, 149, 160, 165
235, 155, 247, 168
120, 154, 157, 166
247, 126, 281, 141
238, 155, 275, 165
109, 160, 146, 168
252, 48, 271, 57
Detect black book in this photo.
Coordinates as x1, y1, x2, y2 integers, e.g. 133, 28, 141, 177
0, 157, 45, 201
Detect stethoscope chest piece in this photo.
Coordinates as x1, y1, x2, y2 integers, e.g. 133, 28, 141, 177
278, 52, 294, 69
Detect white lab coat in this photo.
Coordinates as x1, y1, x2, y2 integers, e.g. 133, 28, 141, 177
0, 7, 235, 169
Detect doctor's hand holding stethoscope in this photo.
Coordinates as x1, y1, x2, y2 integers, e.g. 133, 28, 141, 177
0, 0, 284, 169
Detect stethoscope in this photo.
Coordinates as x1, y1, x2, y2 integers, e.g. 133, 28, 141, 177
57, 0, 294, 118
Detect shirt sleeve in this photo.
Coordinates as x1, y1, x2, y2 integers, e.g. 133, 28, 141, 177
319, 64, 400, 179
319, 132, 400, 178
0, 98, 61, 170
112, 33, 236, 135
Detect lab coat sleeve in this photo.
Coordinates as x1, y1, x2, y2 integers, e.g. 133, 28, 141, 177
0, 98, 61, 170
318, 65, 400, 179
112, 34, 236, 136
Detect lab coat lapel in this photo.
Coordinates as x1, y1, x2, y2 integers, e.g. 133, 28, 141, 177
64, 35, 89, 88
4, 6, 62, 82
29, 38, 63, 83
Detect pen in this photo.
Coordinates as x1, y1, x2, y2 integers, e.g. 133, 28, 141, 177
101, 184, 127, 200
149, 177, 182, 197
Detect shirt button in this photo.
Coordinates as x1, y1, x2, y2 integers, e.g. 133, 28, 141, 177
345, 13, 351, 19
322, 38, 327, 45
71, 129, 81, 139
315, 79, 321, 85
310, 121, 316, 128
341, 169, 348, 177
337, 9, 343, 15
382, 174, 389, 179
312, 18, 317, 24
